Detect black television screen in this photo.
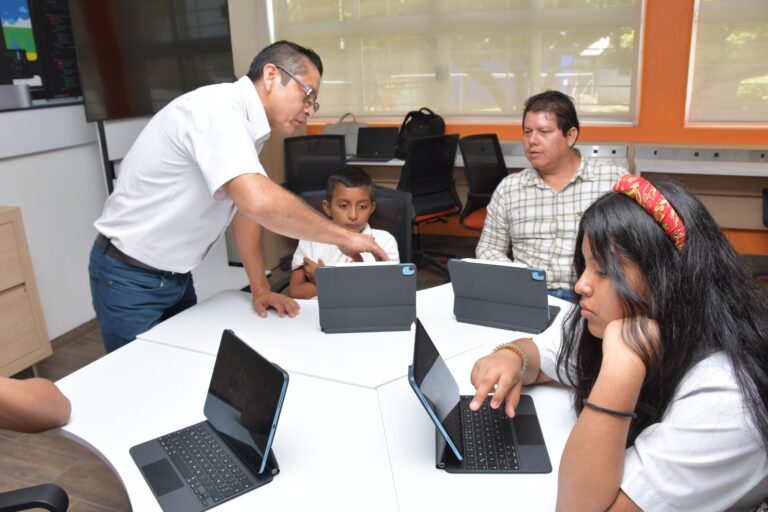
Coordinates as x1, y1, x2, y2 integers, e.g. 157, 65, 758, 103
69, 0, 234, 122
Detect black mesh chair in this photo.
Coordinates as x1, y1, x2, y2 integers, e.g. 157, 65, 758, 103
270, 134, 348, 277
300, 186, 413, 263
396, 134, 462, 276
283, 135, 347, 195
458, 134, 509, 231
0, 483, 69, 511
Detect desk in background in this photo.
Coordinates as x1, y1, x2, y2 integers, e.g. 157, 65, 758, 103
349, 144, 629, 240
348, 142, 629, 172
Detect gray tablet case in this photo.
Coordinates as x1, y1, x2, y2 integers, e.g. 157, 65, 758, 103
316, 263, 417, 333
448, 259, 560, 334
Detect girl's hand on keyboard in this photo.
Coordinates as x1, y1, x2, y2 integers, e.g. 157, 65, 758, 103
469, 349, 525, 418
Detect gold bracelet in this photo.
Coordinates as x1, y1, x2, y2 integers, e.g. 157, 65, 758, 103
492, 342, 528, 373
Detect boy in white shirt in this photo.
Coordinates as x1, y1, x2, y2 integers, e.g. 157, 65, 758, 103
289, 166, 400, 299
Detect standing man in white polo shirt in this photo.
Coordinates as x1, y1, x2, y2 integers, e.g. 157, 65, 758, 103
89, 40, 389, 353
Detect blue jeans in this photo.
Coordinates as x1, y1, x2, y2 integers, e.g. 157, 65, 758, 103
548, 288, 578, 304
89, 240, 197, 353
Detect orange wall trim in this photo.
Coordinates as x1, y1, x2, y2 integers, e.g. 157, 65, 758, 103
309, 0, 768, 147
723, 229, 768, 256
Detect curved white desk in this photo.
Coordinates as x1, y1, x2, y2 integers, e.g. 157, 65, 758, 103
56, 284, 575, 511
55, 340, 397, 512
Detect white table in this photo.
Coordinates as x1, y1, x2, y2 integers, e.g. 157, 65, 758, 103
55, 340, 397, 512
58, 284, 576, 511
137, 289, 415, 388
377, 341, 576, 512
137, 284, 569, 389
416, 284, 570, 358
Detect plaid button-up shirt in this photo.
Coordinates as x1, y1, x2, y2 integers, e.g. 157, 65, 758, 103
475, 157, 626, 290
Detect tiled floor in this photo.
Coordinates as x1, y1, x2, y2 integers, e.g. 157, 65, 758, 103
3, 235, 765, 512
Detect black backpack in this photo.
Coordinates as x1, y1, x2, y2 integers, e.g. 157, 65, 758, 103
393, 107, 446, 159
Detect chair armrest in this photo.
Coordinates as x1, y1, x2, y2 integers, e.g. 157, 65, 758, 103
0, 483, 69, 512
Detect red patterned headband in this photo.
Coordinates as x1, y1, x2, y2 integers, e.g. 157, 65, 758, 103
612, 174, 686, 252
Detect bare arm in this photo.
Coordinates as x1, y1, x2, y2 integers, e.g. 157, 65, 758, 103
288, 267, 317, 299
225, 174, 388, 261
469, 338, 551, 417
231, 212, 299, 318
556, 320, 651, 512
0, 377, 71, 433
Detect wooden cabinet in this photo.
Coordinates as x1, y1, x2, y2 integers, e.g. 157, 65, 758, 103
0, 206, 51, 376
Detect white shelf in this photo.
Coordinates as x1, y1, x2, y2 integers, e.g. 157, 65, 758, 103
635, 159, 768, 177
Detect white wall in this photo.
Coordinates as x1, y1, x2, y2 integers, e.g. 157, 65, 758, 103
0, 105, 105, 339
0, 2, 271, 341
0, 107, 250, 341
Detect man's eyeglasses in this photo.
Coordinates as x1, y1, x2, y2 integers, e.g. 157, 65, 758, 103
275, 64, 319, 113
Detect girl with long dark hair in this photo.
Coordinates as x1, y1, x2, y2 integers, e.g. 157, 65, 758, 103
469, 175, 768, 511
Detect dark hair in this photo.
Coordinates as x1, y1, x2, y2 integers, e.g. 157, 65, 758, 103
523, 90, 580, 141
246, 40, 323, 82
326, 166, 374, 201
557, 179, 768, 450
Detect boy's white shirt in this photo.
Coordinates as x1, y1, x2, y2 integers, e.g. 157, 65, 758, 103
291, 224, 400, 271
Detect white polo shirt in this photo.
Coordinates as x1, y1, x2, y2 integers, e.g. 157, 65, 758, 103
291, 225, 400, 270
95, 76, 270, 273
533, 325, 768, 511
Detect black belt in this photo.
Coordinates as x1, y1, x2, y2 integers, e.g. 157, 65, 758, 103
96, 234, 165, 273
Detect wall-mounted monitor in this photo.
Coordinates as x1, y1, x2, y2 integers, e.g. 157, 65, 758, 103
0, 0, 82, 104
69, 0, 234, 122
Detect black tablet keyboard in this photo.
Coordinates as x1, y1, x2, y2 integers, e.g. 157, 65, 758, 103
459, 396, 520, 471
160, 424, 254, 508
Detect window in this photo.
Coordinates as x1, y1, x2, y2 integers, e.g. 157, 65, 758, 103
271, 0, 644, 123
687, 0, 768, 125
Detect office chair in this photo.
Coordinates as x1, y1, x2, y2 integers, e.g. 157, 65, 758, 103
283, 135, 347, 196
264, 133, 349, 282
300, 186, 414, 264
457, 134, 509, 231
0, 483, 69, 511
397, 134, 462, 277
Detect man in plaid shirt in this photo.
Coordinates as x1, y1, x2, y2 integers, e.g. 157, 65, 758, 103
476, 91, 626, 302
